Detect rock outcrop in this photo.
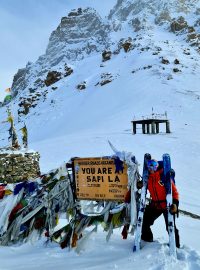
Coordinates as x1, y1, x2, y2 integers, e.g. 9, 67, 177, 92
11, 8, 110, 97
44, 71, 62, 87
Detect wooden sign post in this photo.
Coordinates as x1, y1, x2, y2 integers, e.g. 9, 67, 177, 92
73, 157, 128, 201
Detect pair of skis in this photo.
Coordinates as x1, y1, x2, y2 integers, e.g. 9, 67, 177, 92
162, 153, 177, 257
133, 153, 177, 258
133, 153, 151, 252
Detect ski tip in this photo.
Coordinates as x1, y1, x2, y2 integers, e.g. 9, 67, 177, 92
162, 153, 170, 157
145, 153, 151, 159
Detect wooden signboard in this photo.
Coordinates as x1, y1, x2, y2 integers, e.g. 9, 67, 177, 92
73, 157, 128, 201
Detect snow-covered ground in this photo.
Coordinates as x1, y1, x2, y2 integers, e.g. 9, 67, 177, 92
0, 215, 200, 270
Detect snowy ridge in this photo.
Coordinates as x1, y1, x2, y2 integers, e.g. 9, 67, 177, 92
109, 0, 200, 21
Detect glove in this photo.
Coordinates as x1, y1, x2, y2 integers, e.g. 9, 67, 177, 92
170, 204, 178, 214
172, 199, 179, 217
125, 190, 131, 203
137, 181, 143, 189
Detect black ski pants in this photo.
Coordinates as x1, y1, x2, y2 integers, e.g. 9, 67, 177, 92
141, 204, 180, 248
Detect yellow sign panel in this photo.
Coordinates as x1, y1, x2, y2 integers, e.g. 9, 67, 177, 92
73, 157, 128, 201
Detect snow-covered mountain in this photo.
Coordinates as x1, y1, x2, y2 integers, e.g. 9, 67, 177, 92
9, 0, 200, 99
0, 1, 200, 268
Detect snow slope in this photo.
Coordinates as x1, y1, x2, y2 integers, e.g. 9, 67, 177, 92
0, 216, 200, 270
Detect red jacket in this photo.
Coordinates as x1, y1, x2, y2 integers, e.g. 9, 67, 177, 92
148, 169, 179, 209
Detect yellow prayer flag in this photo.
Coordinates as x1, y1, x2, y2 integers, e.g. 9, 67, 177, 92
7, 115, 13, 124
20, 126, 27, 136
5, 190, 13, 196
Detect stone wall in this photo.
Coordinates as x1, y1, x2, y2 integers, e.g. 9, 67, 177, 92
0, 151, 40, 183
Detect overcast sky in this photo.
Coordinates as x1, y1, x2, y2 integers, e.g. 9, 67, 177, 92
0, 0, 116, 101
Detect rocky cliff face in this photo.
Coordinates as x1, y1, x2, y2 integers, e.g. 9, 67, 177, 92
46, 7, 110, 65
11, 8, 110, 97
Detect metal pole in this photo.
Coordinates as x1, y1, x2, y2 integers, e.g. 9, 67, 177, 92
156, 123, 159, 133
147, 124, 150, 134
133, 123, 137, 134
142, 123, 146, 134
151, 122, 156, 134
166, 121, 171, 133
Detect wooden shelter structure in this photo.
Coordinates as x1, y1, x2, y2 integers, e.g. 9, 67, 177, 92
131, 114, 171, 135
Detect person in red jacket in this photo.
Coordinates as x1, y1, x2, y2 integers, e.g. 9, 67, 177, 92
141, 159, 180, 248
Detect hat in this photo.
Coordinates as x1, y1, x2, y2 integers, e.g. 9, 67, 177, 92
147, 159, 159, 171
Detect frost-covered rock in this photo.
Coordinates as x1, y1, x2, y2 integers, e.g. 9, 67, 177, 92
44, 71, 62, 87
108, 0, 199, 21
155, 10, 172, 25
11, 8, 110, 97
11, 64, 31, 97
102, 50, 112, 61
108, 0, 199, 33
46, 7, 110, 64
76, 81, 86, 90
170, 16, 188, 33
